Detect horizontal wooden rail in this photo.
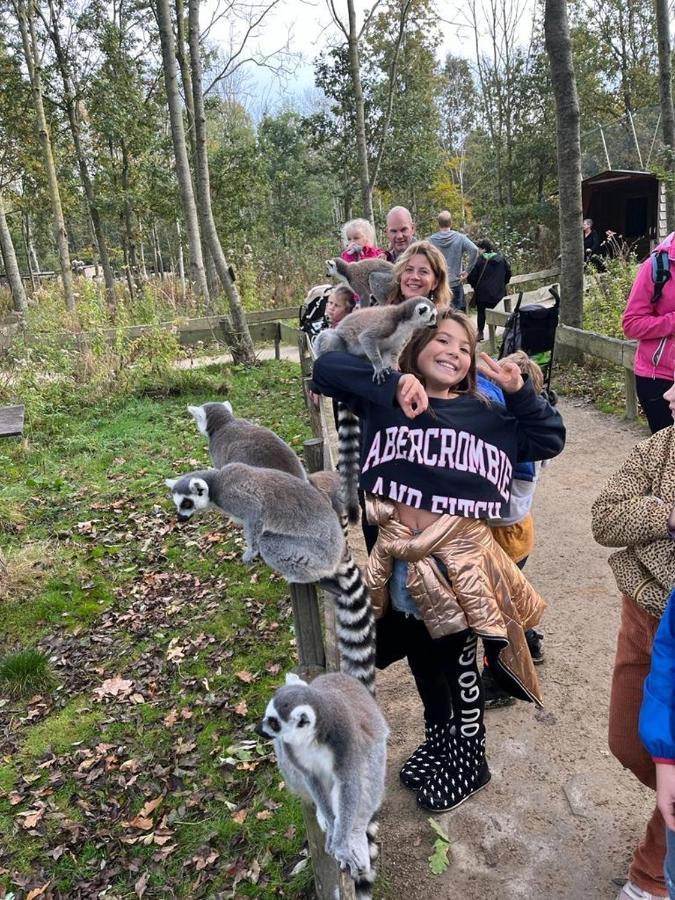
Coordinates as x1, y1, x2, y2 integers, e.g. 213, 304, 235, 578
485, 300, 639, 419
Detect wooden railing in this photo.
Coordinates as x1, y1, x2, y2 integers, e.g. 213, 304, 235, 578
485, 284, 639, 419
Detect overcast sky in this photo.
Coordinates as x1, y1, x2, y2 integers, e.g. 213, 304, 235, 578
206, 0, 538, 111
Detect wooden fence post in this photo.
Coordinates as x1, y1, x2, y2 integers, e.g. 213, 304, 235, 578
624, 369, 638, 420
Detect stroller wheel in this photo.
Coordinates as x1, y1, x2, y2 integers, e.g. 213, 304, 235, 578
546, 388, 558, 406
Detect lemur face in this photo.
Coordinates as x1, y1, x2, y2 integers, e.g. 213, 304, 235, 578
412, 298, 438, 328
165, 476, 210, 521
256, 693, 317, 746
325, 259, 339, 278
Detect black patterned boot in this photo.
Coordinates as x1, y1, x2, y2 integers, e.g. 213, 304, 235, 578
399, 721, 451, 790
416, 731, 491, 812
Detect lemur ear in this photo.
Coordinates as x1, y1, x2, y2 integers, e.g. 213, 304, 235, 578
222, 400, 233, 415
188, 404, 209, 436
285, 672, 307, 686
165, 478, 178, 489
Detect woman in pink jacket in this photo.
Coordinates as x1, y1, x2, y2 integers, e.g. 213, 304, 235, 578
623, 234, 675, 433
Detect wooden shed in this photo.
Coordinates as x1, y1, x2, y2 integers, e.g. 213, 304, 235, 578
581, 169, 668, 259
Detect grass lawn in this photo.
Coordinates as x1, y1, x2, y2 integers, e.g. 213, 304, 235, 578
0, 360, 314, 898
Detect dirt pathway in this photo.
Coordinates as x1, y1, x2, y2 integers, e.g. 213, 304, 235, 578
372, 399, 655, 900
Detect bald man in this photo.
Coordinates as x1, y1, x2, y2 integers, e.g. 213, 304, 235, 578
385, 206, 416, 262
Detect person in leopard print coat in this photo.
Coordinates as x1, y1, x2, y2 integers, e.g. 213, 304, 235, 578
592, 391, 675, 900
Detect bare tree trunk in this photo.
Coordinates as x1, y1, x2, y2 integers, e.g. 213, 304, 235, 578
175, 0, 220, 298
156, 0, 210, 303
544, 0, 584, 329
176, 219, 186, 303
655, 0, 675, 230
188, 0, 256, 363
22, 211, 37, 292
367, 0, 413, 195
14, 0, 76, 317
0, 194, 28, 313
42, 0, 117, 311
346, 0, 374, 224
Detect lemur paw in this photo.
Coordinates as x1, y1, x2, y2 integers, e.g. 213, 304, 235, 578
242, 548, 259, 565
332, 835, 370, 877
372, 367, 391, 384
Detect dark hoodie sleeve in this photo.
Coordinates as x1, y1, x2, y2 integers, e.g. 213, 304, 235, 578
504, 377, 566, 462
311, 352, 402, 416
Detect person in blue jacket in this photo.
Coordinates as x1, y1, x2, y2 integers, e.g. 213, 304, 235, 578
640, 587, 675, 898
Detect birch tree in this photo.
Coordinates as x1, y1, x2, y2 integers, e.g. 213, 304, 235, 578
12, 0, 75, 315
654, 0, 675, 230
544, 0, 583, 328
0, 193, 27, 312
325, 0, 413, 224
155, 0, 210, 301
188, 0, 255, 364
40, 0, 117, 311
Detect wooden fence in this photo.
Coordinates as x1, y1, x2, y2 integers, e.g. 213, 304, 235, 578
484, 285, 639, 419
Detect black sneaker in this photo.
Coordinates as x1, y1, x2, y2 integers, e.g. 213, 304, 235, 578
525, 628, 545, 665
482, 666, 516, 710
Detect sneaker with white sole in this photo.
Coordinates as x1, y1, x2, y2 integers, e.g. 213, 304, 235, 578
616, 880, 670, 900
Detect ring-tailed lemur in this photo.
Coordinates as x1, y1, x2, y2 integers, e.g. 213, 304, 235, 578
189, 401, 347, 533
326, 257, 394, 306
313, 297, 438, 522
257, 672, 388, 898
165, 464, 376, 693
188, 401, 307, 480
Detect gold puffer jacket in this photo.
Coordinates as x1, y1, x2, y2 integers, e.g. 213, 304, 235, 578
364, 497, 546, 706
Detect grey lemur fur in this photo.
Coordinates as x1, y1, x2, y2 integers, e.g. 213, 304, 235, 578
189, 401, 347, 529
188, 401, 307, 480
313, 297, 437, 521
257, 672, 387, 897
166, 464, 344, 581
165, 464, 377, 693
326, 257, 394, 306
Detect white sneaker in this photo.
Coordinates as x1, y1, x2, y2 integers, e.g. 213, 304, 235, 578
616, 880, 670, 900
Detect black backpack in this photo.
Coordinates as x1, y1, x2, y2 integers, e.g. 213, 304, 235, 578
650, 249, 671, 305
299, 284, 331, 338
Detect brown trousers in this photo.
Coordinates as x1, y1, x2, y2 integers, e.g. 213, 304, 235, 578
608, 595, 667, 896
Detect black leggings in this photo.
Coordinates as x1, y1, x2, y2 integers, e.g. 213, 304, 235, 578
636, 374, 674, 434
397, 611, 484, 736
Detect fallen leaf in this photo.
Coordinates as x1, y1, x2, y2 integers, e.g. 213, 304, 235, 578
235, 670, 254, 684
234, 700, 248, 716
134, 871, 149, 898
256, 810, 272, 821
27, 882, 52, 900
232, 808, 247, 825
8, 791, 23, 806
138, 795, 164, 818
93, 676, 133, 700
163, 709, 178, 728
193, 848, 219, 871
123, 815, 154, 831
19, 808, 45, 829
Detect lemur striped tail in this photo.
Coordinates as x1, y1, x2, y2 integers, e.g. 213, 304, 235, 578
353, 817, 380, 900
336, 403, 361, 524
319, 552, 376, 696
320, 554, 379, 896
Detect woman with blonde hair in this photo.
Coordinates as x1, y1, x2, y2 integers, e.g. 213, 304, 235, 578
386, 239, 452, 307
